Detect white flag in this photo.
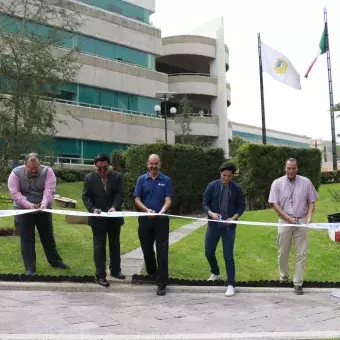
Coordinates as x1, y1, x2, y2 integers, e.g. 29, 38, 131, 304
261, 41, 301, 90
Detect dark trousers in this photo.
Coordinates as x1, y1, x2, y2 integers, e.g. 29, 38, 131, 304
91, 219, 121, 279
205, 224, 236, 286
17, 212, 63, 271
138, 216, 169, 285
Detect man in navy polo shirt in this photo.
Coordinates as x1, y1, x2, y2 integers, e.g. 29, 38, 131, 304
133, 154, 173, 296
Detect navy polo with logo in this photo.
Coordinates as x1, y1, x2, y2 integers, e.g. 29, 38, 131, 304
133, 172, 173, 213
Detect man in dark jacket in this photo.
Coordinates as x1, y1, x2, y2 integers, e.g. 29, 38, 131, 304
82, 153, 125, 287
203, 162, 245, 297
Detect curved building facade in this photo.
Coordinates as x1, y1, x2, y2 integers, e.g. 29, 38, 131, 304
156, 24, 231, 155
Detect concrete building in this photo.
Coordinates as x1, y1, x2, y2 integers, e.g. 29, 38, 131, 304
158, 18, 231, 155
1, 0, 331, 165
310, 139, 334, 171
1, 0, 171, 163
231, 122, 312, 148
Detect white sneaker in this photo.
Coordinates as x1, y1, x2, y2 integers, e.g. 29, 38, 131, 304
225, 285, 235, 297
208, 274, 220, 281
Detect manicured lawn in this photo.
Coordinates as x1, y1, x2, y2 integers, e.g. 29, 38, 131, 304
169, 183, 340, 282
0, 182, 191, 275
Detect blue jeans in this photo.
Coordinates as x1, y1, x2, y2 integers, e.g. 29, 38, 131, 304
205, 224, 236, 286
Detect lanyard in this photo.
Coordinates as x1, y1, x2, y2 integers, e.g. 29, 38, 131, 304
286, 178, 296, 214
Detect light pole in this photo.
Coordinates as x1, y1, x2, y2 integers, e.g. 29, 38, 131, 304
155, 91, 176, 143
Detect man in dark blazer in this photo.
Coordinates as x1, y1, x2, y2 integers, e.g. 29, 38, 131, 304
82, 153, 125, 288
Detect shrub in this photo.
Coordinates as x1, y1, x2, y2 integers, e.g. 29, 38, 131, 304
237, 144, 322, 210
321, 171, 340, 184
123, 142, 226, 214
111, 150, 126, 173
53, 169, 92, 182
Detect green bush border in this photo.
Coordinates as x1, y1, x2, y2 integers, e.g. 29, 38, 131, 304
237, 144, 322, 210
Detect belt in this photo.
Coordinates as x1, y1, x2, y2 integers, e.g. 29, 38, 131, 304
288, 215, 305, 219
287, 215, 306, 224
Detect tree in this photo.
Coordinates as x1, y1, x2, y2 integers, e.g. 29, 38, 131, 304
175, 95, 213, 147
0, 0, 83, 209
0, 0, 83, 184
334, 103, 340, 114
229, 136, 247, 158
333, 104, 340, 147
176, 95, 193, 138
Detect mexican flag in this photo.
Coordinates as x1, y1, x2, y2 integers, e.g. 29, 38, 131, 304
304, 26, 328, 78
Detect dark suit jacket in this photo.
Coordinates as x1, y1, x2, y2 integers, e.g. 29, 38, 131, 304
82, 171, 124, 228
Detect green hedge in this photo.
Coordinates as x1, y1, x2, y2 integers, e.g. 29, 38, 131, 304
53, 169, 92, 182
321, 171, 340, 184
122, 143, 226, 214
237, 144, 322, 210
111, 150, 126, 174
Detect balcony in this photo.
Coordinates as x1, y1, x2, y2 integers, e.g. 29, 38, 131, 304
161, 35, 229, 71
174, 113, 219, 137
168, 73, 218, 97
168, 73, 231, 105
54, 99, 175, 145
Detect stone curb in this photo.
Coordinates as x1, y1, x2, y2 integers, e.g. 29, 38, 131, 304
0, 331, 340, 340
0, 281, 339, 294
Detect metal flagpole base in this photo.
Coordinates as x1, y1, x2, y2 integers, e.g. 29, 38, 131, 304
331, 291, 340, 298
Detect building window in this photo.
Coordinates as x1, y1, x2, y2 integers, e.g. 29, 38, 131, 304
0, 14, 156, 69
78, 0, 152, 24
232, 131, 310, 148
54, 138, 129, 161
76, 84, 160, 115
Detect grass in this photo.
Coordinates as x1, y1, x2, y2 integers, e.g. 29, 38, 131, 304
0, 182, 191, 275
168, 183, 340, 282
2, 180, 340, 280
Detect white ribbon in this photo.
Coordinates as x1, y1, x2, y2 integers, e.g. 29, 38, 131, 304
1, 208, 340, 231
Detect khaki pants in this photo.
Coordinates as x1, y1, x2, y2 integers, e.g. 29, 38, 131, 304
278, 218, 308, 286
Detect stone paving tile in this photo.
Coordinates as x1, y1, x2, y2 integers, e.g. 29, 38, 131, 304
0, 290, 340, 335
74, 322, 100, 331
120, 220, 206, 275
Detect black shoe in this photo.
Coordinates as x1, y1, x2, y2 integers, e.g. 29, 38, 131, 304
294, 285, 303, 295
52, 262, 70, 269
146, 274, 157, 282
25, 270, 36, 276
157, 285, 166, 296
97, 278, 110, 288
111, 272, 126, 280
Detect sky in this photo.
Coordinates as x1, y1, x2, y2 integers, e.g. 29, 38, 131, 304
151, 0, 340, 141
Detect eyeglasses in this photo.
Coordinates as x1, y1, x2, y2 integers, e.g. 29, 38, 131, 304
96, 167, 108, 172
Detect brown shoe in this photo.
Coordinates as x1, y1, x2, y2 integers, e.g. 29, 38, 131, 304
294, 285, 303, 295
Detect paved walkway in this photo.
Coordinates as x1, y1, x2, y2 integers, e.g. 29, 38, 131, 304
120, 220, 206, 276
0, 285, 340, 339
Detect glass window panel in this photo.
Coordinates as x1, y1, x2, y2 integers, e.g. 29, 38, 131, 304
116, 92, 129, 110
96, 40, 114, 59
138, 97, 159, 115
54, 138, 81, 156
57, 30, 74, 48
82, 139, 128, 159
79, 85, 99, 105
128, 94, 138, 112
77, 0, 151, 24
99, 89, 114, 107
77, 35, 96, 55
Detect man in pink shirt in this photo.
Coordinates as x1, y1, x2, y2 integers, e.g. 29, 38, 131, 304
268, 158, 318, 295
8, 153, 69, 275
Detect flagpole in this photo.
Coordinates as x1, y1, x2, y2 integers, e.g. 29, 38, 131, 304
257, 33, 267, 144
324, 8, 337, 170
